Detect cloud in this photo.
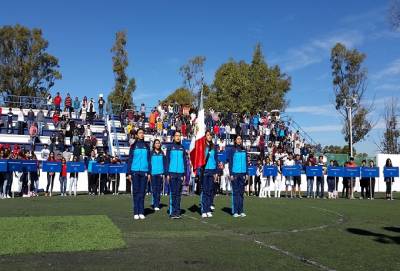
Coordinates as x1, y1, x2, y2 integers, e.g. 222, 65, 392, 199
275, 30, 364, 71
302, 124, 342, 133
372, 58, 400, 79
286, 104, 336, 116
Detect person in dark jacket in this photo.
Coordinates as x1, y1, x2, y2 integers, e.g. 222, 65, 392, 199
127, 128, 151, 220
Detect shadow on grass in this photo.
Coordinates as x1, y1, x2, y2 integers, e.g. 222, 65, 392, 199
188, 204, 201, 215
347, 228, 400, 245
221, 207, 232, 215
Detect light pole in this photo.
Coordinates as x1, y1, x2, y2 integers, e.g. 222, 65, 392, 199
346, 96, 357, 158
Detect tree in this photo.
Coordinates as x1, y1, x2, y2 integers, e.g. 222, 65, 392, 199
380, 97, 400, 154
322, 145, 355, 154
208, 43, 290, 113
0, 24, 61, 99
330, 43, 373, 152
389, 0, 400, 31
108, 31, 136, 112
179, 56, 206, 106
162, 87, 194, 105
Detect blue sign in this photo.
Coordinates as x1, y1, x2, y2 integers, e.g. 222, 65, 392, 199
42, 161, 62, 172
327, 167, 344, 177
92, 163, 109, 174
108, 163, 127, 174
21, 161, 38, 172
182, 139, 191, 151
0, 160, 8, 172
217, 151, 227, 163
8, 160, 22, 172
361, 167, 379, 178
67, 162, 85, 173
248, 165, 257, 176
263, 165, 277, 177
306, 166, 323, 177
384, 167, 399, 178
282, 165, 301, 177
343, 167, 360, 177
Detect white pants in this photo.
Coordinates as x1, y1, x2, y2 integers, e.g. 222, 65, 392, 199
274, 174, 283, 198
69, 177, 78, 196
259, 177, 272, 198
220, 175, 231, 193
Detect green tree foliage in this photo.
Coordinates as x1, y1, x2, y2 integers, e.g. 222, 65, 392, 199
389, 0, 400, 31
108, 31, 136, 112
208, 43, 291, 113
330, 43, 373, 149
162, 87, 194, 105
0, 24, 61, 98
322, 145, 355, 154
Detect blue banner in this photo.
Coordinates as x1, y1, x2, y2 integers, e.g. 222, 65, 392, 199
327, 167, 344, 177
217, 151, 227, 163
384, 167, 399, 178
306, 166, 323, 177
343, 167, 360, 177
248, 165, 257, 176
0, 159, 7, 172
67, 162, 85, 173
182, 139, 191, 151
42, 161, 62, 172
21, 161, 38, 172
108, 163, 127, 174
8, 160, 22, 172
361, 167, 379, 178
282, 165, 301, 177
92, 163, 109, 174
263, 165, 277, 177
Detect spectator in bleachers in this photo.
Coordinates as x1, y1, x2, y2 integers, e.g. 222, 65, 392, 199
54, 92, 62, 112
52, 111, 60, 129
17, 107, 24, 135
6, 108, 13, 134
62, 147, 72, 161
27, 108, 35, 129
65, 93, 72, 118
41, 144, 50, 160
29, 122, 38, 149
98, 95, 105, 119
102, 126, 109, 154
73, 97, 80, 118
46, 93, 53, 115
36, 109, 45, 136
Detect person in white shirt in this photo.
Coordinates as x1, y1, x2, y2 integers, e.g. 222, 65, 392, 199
41, 144, 50, 160
274, 159, 283, 198
260, 157, 274, 198
17, 107, 25, 135
85, 125, 92, 137
284, 154, 295, 198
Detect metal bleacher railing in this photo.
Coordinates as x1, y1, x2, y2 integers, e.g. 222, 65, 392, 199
106, 103, 121, 157
0, 94, 47, 109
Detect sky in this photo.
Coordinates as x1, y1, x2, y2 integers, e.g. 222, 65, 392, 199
1, 0, 399, 155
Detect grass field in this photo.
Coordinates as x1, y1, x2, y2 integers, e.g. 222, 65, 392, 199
0, 194, 399, 271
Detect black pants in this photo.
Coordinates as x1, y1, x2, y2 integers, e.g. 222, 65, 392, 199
99, 174, 108, 194
88, 173, 99, 194
46, 173, 55, 193
254, 176, 261, 196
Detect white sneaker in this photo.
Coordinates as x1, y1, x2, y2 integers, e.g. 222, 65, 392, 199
139, 214, 145, 220
154, 207, 160, 211
202, 213, 208, 218
240, 213, 247, 217
210, 205, 215, 211
207, 212, 213, 218
233, 213, 240, 218
133, 215, 139, 220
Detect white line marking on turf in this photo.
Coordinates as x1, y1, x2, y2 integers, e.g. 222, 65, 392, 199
183, 206, 344, 271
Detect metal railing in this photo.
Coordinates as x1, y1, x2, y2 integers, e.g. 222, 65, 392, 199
0, 94, 47, 109
107, 103, 121, 157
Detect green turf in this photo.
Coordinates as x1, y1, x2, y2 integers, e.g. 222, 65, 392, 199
0, 194, 399, 271
0, 215, 125, 255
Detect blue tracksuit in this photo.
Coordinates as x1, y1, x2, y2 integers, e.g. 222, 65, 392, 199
228, 146, 248, 215
128, 140, 151, 215
166, 142, 187, 216
201, 144, 218, 214
149, 150, 167, 208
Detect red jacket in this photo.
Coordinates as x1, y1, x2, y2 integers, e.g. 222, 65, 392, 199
54, 95, 62, 106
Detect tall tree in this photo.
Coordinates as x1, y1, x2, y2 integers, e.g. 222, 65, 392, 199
108, 31, 136, 112
179, 56, 206, 106
208, 43, 290, 113
162, 87, 194, 105
330, 43, 373, 151
249, 43, 291, 112
0, 24, 61, 99
380, 98, 400, 154
389, 0, 400, 31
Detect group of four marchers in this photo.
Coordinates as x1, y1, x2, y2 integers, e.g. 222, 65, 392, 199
127, 129, 248, 220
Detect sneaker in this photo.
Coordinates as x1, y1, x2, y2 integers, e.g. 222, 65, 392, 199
202, 213, 208, 218
175, 215, 182, 219
233, 213, 240, 218
133, 215, 139, 220
206, 212, 213, 218
139, 214, 145, 220
154, 207, 160, 211
210, 205, 215, 211
240, 213, 247, 217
